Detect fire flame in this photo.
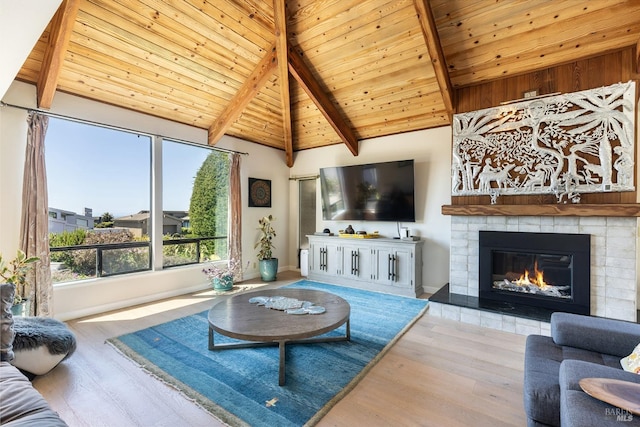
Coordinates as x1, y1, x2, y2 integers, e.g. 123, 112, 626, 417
515, 261, 550, 289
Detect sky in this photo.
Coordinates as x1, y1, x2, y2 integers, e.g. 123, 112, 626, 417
46, 117, 212, 218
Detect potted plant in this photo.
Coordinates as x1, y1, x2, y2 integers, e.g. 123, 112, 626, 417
0, 250, 39, 316
202, 258, 242, 291
255, 215, 278, 282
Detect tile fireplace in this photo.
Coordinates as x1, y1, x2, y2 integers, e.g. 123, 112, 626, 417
478, 231, 590, 315
427, 215, 638, 336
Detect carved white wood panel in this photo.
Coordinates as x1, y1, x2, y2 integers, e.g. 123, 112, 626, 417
452, 81, 636, 203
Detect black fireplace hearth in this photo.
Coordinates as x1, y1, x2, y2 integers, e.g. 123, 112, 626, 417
479, 231, 590, 315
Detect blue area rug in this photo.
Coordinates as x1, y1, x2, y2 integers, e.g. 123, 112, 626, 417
107, 280, 428, 426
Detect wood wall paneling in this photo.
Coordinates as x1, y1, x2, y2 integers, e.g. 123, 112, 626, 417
452, 47, 639, 207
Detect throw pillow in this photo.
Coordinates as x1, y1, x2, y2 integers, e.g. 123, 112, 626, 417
621, 342, 640, 374
0, 283, 16, 362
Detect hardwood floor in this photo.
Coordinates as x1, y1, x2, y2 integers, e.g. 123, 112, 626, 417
33, 271, 528, 426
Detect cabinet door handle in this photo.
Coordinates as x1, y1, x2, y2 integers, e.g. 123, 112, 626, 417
324, 248, 329, 271
350, 251, 354, 274
394, 254, 397, 281
355, 251, 359, 275
324, 248, 327, 271
352, 250, 359, 275
393, 254, 397, 281
388, 254, 397, 281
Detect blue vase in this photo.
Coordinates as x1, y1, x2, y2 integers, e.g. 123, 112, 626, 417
212, 275, 233, 291
259, 258, 278, 282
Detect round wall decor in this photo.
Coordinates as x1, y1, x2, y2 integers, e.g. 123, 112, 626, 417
249, 178, 271, 207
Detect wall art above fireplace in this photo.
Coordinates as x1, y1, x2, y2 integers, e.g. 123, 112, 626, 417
452, 81, 636, 203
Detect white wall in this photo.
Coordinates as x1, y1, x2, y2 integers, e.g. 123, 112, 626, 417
0, 95, 29, 258
0, 1, 62, 99
289, 128, 453, 292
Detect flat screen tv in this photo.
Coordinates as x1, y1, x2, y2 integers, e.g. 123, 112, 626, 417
320, 159, 415, 222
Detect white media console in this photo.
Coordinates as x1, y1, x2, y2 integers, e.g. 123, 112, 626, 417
307, 235, 424, 297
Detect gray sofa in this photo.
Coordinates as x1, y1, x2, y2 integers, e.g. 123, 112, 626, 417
524, 312, 640, 427
0, 283, 68, 426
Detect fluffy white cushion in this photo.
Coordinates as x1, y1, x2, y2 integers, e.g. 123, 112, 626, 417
12, 346, 68, 376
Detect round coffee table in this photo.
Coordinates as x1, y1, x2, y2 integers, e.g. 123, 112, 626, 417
208, 288, 350, 385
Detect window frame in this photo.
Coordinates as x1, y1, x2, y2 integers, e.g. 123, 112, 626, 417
46, 120, 230, 284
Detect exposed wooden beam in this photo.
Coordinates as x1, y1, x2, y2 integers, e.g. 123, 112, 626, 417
288, 48, 359, 156
413, 0, 454, 117
636, 37, 640, 73
37, 0, 80, 109
208, 44, 278, 146
273, 0, 293, 167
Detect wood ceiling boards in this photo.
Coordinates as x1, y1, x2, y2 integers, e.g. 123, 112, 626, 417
15, 0, 640, 166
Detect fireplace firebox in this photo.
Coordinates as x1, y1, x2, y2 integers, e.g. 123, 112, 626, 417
479, 231, 590, 315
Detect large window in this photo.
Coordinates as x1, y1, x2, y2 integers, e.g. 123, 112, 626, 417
46, 118, 229, 283
162, 140, 229, 267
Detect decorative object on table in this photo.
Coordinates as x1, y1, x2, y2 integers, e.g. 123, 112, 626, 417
400, 226, 410, 239
255, 215, 278, 282
0, 250, 39, 316
202, 259, 243, 291
451, 81, 636, 204
248, 295, 326, 314
621, 342, 640, 374
314, 228, 333, 236
338, 231, 380, 239
248, 178, 271, 207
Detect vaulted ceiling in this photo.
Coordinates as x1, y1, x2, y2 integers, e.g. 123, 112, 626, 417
15, 0, 640, 166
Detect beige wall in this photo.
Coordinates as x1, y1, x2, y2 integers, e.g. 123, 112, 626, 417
289, 128, 453, 292
0, 1, 61, 99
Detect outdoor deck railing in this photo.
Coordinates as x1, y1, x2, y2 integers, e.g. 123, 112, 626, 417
49, 236, 226, 280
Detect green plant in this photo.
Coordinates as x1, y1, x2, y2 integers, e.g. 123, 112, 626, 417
49, 229, 87, 265
254, 215, 276, 261
73, 229, 137, 275
189, 151, 229, 259
94, 212, 114, 228
0, 250, 39, 305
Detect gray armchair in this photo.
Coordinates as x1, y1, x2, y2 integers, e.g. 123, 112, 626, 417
524, 312, 640, 427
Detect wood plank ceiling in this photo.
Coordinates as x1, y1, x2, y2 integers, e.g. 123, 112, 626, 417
15, 0, 640, 166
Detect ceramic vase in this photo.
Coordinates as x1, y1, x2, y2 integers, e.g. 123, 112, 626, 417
259, 258, 278, 282
212, 275, 233, 291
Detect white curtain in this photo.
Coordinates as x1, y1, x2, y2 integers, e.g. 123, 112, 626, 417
20, 112, 53, 316
229, 153, 242, 281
